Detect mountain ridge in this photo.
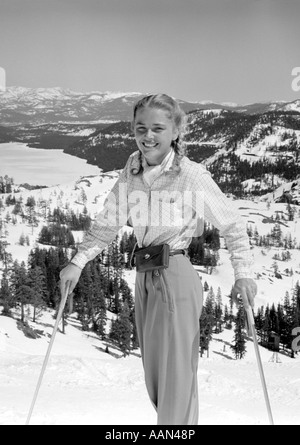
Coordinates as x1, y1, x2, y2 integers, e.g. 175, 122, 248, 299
1, 86, 300, 125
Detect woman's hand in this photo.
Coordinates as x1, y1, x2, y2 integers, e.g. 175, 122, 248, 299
60, 263, 82, 297
231, 278, 257, 309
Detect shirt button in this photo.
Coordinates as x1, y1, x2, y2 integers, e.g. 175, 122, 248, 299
154, 270, 160, 276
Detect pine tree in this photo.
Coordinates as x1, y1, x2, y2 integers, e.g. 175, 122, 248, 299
80, 188, 87, 205
10, 261, 32, 322
46, 248, 64, 308
38, 224, 75, 248
0, 240, 13, 273
293, 281, 300, 327
255, 306, 265, 343
214, 287, 223, 333
90, 260, 107, 338
280, 291, 298, 356
262, 305, 271, 346
0, 271, 14, 316
75, 264, 94, 331
231, 303, 247, 359
277, 303, 285, 350
26, 266, 48, 322
19, 233, 26, 246
286, 203, 295, 221
269, 303, 279, 333
272, 261, 279, 276
272, 223, 282, 247
95, 304, 107, 340
199, 293, 215, 357
120, 279, 137, 348
223, 304, 231, 329
203, 281, 209, 292
206, 287, 216, 315
12, 201, 22, 216
109, 301, 132, 356
25, 197, 38, 235
290, 282, 300, 358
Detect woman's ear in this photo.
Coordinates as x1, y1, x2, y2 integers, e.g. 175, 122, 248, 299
172, 127, 179, 141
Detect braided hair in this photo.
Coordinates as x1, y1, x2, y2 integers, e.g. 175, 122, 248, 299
130, 94, 187, 175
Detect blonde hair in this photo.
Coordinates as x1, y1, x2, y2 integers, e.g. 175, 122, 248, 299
130, 94, 187, 175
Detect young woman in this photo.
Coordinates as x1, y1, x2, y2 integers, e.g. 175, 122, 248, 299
60, 94, 257, 425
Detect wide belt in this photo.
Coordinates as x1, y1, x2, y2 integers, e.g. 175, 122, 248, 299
169, 249, 187, 256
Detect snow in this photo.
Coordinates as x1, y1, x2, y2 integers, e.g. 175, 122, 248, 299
200, 109, 224, 116
67, 128, 97, 137
1, 307, 299, 426
235, 124, 300, 165
2, 172, 300, 305
102, 91, 141, 101
0, 87, 141, 103
280, 100, 300, 113
1, 161, 300, 425
0, 310, 155, 425
196, 100, 214, 105
220, 102, 239, 107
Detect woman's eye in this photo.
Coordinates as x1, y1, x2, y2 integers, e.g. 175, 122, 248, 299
135, 126, 164, 133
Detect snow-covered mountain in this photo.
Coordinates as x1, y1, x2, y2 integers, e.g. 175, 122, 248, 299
55, 104, 300, 174
1, 86, 299, 126
277, 99, 300, 114
1, 167, 300, 425
0, 86, 205, 125
0, 87, 143, 125
1, 87, 300, 181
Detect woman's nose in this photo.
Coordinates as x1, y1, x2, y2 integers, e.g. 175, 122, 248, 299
145, 129, 154, 139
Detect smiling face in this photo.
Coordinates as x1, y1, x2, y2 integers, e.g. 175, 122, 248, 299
133, 107, 179, 166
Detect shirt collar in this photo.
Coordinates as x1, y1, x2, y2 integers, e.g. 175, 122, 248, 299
141, 149, 175, 187
142, 149, 175, 174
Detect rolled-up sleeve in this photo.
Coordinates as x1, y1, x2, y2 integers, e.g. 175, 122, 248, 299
70, 161, 130, 270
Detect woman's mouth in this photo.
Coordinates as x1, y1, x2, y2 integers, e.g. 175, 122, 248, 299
142, 142, 159, 149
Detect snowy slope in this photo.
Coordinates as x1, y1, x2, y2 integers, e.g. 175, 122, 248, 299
0, 172, 124, 268
1, 171, 300, 425
261, 178, 300, 206
235, 124, 300, 164
2, 174, 300, 307
0, 307, 299, 426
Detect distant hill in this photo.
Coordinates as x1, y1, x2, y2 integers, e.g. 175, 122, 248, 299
1, 86, 300, 126
1, 87, 300, 196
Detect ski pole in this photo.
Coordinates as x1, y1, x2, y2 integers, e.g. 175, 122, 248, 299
245, 307, 275, 426
25, 283, 71, 426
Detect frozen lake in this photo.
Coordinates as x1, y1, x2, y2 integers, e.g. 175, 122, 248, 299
0, 142, 101, 186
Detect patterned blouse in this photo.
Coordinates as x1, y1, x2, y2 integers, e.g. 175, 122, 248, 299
71, 150, 253, 281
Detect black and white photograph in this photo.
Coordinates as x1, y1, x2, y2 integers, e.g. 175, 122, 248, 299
0, 0, 300, 427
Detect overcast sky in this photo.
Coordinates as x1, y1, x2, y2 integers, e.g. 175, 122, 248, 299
0, 0, 299, 104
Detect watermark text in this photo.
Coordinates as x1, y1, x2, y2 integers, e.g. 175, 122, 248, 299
291, 67, 300, 92
292, 327, 300, 352
100, 186, 205, 237
0, 66, 6, 91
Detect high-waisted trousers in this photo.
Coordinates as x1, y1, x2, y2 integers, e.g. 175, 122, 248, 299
135, 254, 203, 425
